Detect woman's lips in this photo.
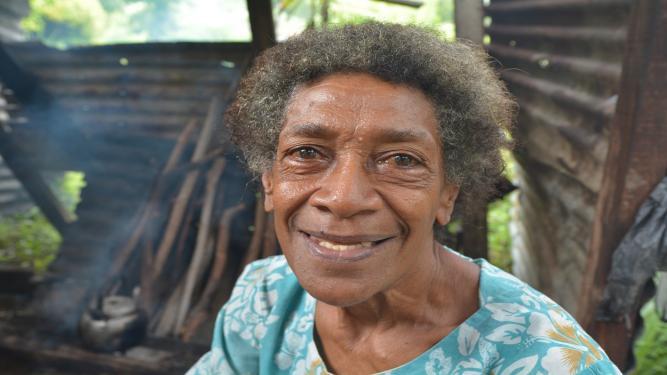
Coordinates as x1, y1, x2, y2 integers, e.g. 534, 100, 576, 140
301, 231, 392, 262
316, 238, 373, 251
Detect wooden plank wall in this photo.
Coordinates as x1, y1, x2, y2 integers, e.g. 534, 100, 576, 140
485, 0, 632, 310
577, 0, 667, 367
0, 0, 32, 215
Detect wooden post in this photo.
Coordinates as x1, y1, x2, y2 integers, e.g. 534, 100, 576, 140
0, 131, 74, 233
461, 203, 488, 260
454, 0, 487, 259
576, 0, 667, 369
373, 0, 423, 7
321, 0, 330, 26
0, 46, 51, 105
246, 0, 276, 53
455, 0, 484, 44
0, 44, 77, 233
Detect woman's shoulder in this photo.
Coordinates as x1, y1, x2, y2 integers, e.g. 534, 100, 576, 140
188, 256, 307, 374
215, 255, 305, 353
471, 260, 621, 374
224, 255, 301, 319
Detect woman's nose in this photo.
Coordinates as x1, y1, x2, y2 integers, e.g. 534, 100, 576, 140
308, 156, 382, 219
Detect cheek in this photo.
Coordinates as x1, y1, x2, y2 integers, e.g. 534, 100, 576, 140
271, 179, 317, 231
383, 189, 440, 233
273, 180, 312, 210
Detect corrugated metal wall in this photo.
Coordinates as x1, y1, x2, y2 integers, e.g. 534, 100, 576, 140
485, 0, 632, 311
2, 41, 253, 331
0, 0, 32, 215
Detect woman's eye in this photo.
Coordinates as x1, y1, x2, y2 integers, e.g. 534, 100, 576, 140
292, 147, 319, 160
391, 154, 418, 167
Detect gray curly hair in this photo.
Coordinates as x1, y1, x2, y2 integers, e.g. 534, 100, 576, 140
226, 22, 514, 203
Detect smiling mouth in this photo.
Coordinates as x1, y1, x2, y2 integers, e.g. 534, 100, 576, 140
300, 231, 393, 262
314, 238, 373, 251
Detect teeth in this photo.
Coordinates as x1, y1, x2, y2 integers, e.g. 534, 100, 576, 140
316, 239, 373, 251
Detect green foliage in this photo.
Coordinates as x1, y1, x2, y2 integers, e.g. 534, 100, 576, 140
487, 193, 513, 272
274, 0, 454, 40
54, 171, 86, 215
22, 0, 107, 48
0, 172, 85, 273
112, 0, 176, 41
22, 0, 453, 47
486, 150, 516, 272
21, 0, 187, 47
99, 0, 130, 12
0, 208, 61, 273
633, 300, 667, 374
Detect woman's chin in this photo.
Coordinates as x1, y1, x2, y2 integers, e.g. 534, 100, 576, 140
300, 279, 376, 308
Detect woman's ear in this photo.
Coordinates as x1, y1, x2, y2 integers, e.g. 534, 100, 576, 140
261, 170, 274, 212
435, 183, 460, 226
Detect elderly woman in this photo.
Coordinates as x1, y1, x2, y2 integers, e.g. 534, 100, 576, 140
189, 23, 619, 374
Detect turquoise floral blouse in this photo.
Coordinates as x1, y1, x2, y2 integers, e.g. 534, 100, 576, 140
188, 251, 621, 374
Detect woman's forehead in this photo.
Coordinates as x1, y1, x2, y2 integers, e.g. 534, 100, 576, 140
283, 73, 439, 139
290, 73, 431, 107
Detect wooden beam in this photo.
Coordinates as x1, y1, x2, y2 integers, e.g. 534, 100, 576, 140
485, 0, 632, 13
455, 0, 484, 43
455, 0, 486, 259
0, 130, 74, 233
454, 0, 488, 258
0, 333, 190, 375
486, 43, 622, 83
0, 44, 51, 105
1, 44, 68, 226
577, 0, 667, 369
372, 0, 424, 7
461, 202, 488, 260
485, 25, 627, 45
246, 0, 276, 53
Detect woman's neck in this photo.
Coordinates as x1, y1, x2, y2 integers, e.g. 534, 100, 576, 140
317, 241, 480, 339
313, 242, 481, 374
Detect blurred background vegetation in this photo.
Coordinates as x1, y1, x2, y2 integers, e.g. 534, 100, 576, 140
0, 171, 84, 273
20, 0, 454, 48
1, 1, 664, 373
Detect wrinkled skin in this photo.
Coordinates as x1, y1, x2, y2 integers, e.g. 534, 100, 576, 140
262, 73, 480, 374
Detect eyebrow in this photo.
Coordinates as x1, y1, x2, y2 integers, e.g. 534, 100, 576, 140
376, 128, 433, 144
282, 123, 433, 144
281, 123, 335, 139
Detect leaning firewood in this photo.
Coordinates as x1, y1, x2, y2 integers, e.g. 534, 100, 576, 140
160, 150, 224, 183
174, 159, 227, 332
102, 118, 198, 294
139, 239, 154, 309
180, 309, 208, 343
180, 202, 245, 340
172, 194, 199, 272
164, 119, 200, 171
240, 194, 267, 269
149, 173, 201, 281
142, 174, 207, 319
152, 281, 184, 336
195, 202, 245, 308
151, 96, 223, 283
154, 237, 215, 337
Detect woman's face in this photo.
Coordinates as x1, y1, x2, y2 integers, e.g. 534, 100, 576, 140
262, 73, 459, 307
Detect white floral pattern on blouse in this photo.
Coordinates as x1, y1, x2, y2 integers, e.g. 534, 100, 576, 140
188, 249, 621, 374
